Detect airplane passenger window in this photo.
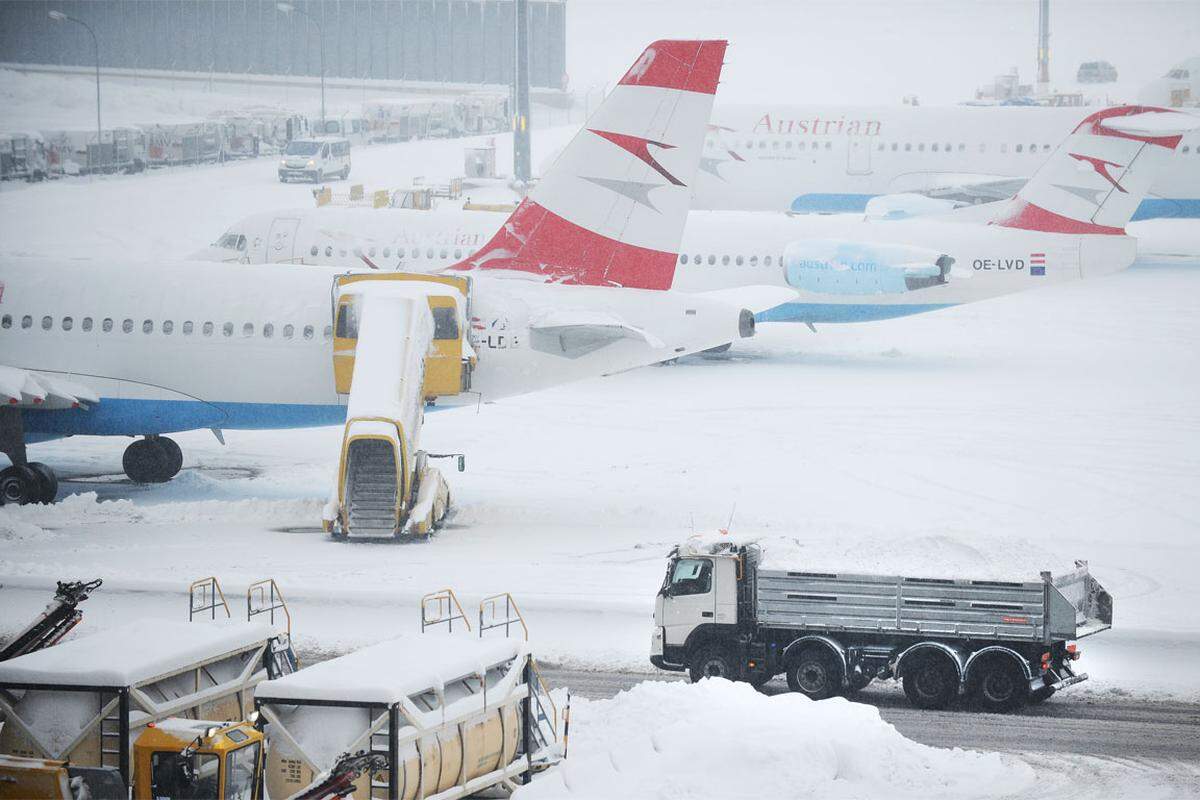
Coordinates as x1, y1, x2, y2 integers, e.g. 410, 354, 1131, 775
82, 317, 93, 332
721, 255, 730, 265
1029, 144, 1037, 154
263, 323, 274, 338
758, 140, 766, 148
142, 320, 153, 334
325, 246, 333, 257
680, 254, 688, 264
102, 318, 113, 332
877, 143, 885, 151
368, 247, 376, 257
765, 256, 773, 266
1016, 144, 1023, 153
918, 143, 925, 152
427, 249, 435, 259
203, 322, 214, 336
121, 319, 133, 333
1043, 144, 1050, 152
1000, 144, 1007, 153
440, 249, 448, 259
797, 141, 806, 151
772, 140, 779, 149
283, 324, 294, 339
42, 316, 52, 330
707, 255, 716, 265
62, 317, 73, 331
1, 314, 10, 328
1185, 146, 1192, 154
735, 255, 743, 266
353, 247, 362, 257
412, 248, 419, 258
744, 140, 752, 149
945, 143, 951, 152
932, 143, 939, 152
323, 325, 333, 340
222, 322, 234, 337
749, 255, 758, 266
454, 249, 462, 259
905, 143, 912, 151
311, 246, 319, 257
22, 315, 32, 329
163, 321, 174, 335
959, 143, 966, 152
825, 141, 832, 150
303, 325, 314, 340
892, 143, 898, 151
339, 249, 347, 257
183, 321, 194, 335
693, 254, 700, 264
383, 247, 391, 258
242, 323, 254, 337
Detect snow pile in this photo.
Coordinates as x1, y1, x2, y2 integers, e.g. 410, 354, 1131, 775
517, 679, 1035, 800
0, 491, 322, 528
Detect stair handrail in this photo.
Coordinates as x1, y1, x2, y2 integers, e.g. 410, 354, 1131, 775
188, 576, 230, 621
478, 592, 529, 641
247, 578, 292, 636
528, 657, 558, 744
420, 588, 471, 633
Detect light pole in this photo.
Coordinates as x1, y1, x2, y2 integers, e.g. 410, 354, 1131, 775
277, 2, 326, 130
48, 10, 101, 151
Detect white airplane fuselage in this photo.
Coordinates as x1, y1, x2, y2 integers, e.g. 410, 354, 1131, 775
694, 104, 1200, 217
200, 205, 1137, 324
0, 259, 747, 441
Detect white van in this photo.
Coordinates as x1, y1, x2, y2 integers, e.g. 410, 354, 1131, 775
278, 136, 351, 183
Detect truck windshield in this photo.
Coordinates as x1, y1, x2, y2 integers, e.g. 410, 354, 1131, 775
225, 742, 261, 800
669, 558, 712, 596
150, 751, 219, 799
285, 141, 321, 156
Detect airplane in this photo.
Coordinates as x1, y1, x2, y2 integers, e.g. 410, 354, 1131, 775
694, 103, 1200, 219
0, 39, 781, 509
197, 106, 1198, 326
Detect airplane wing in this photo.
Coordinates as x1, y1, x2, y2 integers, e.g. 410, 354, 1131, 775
0, 365, 99, 410
528, 310, 665, 359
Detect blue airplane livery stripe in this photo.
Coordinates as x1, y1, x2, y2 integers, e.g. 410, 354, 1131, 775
789, 194, 1200, 220
756, 302, 958, 324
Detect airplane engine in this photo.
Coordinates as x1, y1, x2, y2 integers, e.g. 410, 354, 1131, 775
782, 239, 953, 295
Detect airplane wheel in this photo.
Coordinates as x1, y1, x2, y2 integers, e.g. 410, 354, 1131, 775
26, 462, 59, 503
0, 465, 39, 505
123, 439, 172, 484
154, 437, 184, 479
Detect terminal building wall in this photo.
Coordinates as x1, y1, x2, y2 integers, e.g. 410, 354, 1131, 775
0, 0, 567, 90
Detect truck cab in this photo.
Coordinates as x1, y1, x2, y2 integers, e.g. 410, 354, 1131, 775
652, 547, 741, 676
133, 719, 264, 800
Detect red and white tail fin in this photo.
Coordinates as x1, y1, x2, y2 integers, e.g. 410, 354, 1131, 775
993, 105, 1200, 234
449, 40, 727, 290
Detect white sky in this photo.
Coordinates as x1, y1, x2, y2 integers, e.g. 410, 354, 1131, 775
565, 0, 1200, 105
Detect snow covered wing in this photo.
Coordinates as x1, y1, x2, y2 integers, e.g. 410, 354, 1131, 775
528, 309, 666, 359
0, 366, 99, 410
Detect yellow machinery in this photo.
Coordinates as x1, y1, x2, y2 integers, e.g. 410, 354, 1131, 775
324, 273, 472, 540
0, 720, 264, 800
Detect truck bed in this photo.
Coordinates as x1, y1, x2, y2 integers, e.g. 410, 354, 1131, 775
754, 560, 1111, 643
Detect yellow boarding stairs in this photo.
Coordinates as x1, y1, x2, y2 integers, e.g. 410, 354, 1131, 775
323, 273, 474, 540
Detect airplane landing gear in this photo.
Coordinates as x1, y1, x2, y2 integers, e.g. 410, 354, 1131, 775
0, 407, 58, 505
123, 436, 184, 484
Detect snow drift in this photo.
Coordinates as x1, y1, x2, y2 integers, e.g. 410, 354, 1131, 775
515, 678, 1035, 800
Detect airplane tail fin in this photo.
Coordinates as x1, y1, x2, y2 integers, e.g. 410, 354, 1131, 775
992, 106, 1200, 234
448, 40, 727, 290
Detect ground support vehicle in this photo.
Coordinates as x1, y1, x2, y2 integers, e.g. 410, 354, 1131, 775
323, 273, 472, 540
255, 633, 560, 800
651, 538, 1112, 711
0, 618, 294, 790
279, 137, 351, 183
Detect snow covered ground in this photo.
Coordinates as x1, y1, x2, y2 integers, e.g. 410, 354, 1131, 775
2, 62, 1200, 798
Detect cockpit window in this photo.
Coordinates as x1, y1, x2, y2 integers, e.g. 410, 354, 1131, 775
285, 141, 321, 156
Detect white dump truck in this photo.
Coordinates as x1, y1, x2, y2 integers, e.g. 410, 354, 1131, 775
651, 537, 1112, 711
253, 634, 559, 800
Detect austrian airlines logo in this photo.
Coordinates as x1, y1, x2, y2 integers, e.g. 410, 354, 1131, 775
1068, 153, 1128, 193
588, 129, 684, 186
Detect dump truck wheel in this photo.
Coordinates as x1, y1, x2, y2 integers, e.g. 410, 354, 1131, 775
688, 644, 735, 683
972, 657, 1028, 713
786, 647, 841, 700
902, 653, 958, 710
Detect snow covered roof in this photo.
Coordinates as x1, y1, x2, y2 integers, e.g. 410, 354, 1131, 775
0, 619, 277, 688
255, 635, 523, 705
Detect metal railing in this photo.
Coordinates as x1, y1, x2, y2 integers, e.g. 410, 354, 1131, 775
188, 576, 230, 621
247, 578, 292, 636
420, 588, 471, 633
478, 592, 528, 641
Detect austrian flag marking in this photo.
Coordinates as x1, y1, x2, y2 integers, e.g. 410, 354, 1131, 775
1030, 253, 1046, 276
